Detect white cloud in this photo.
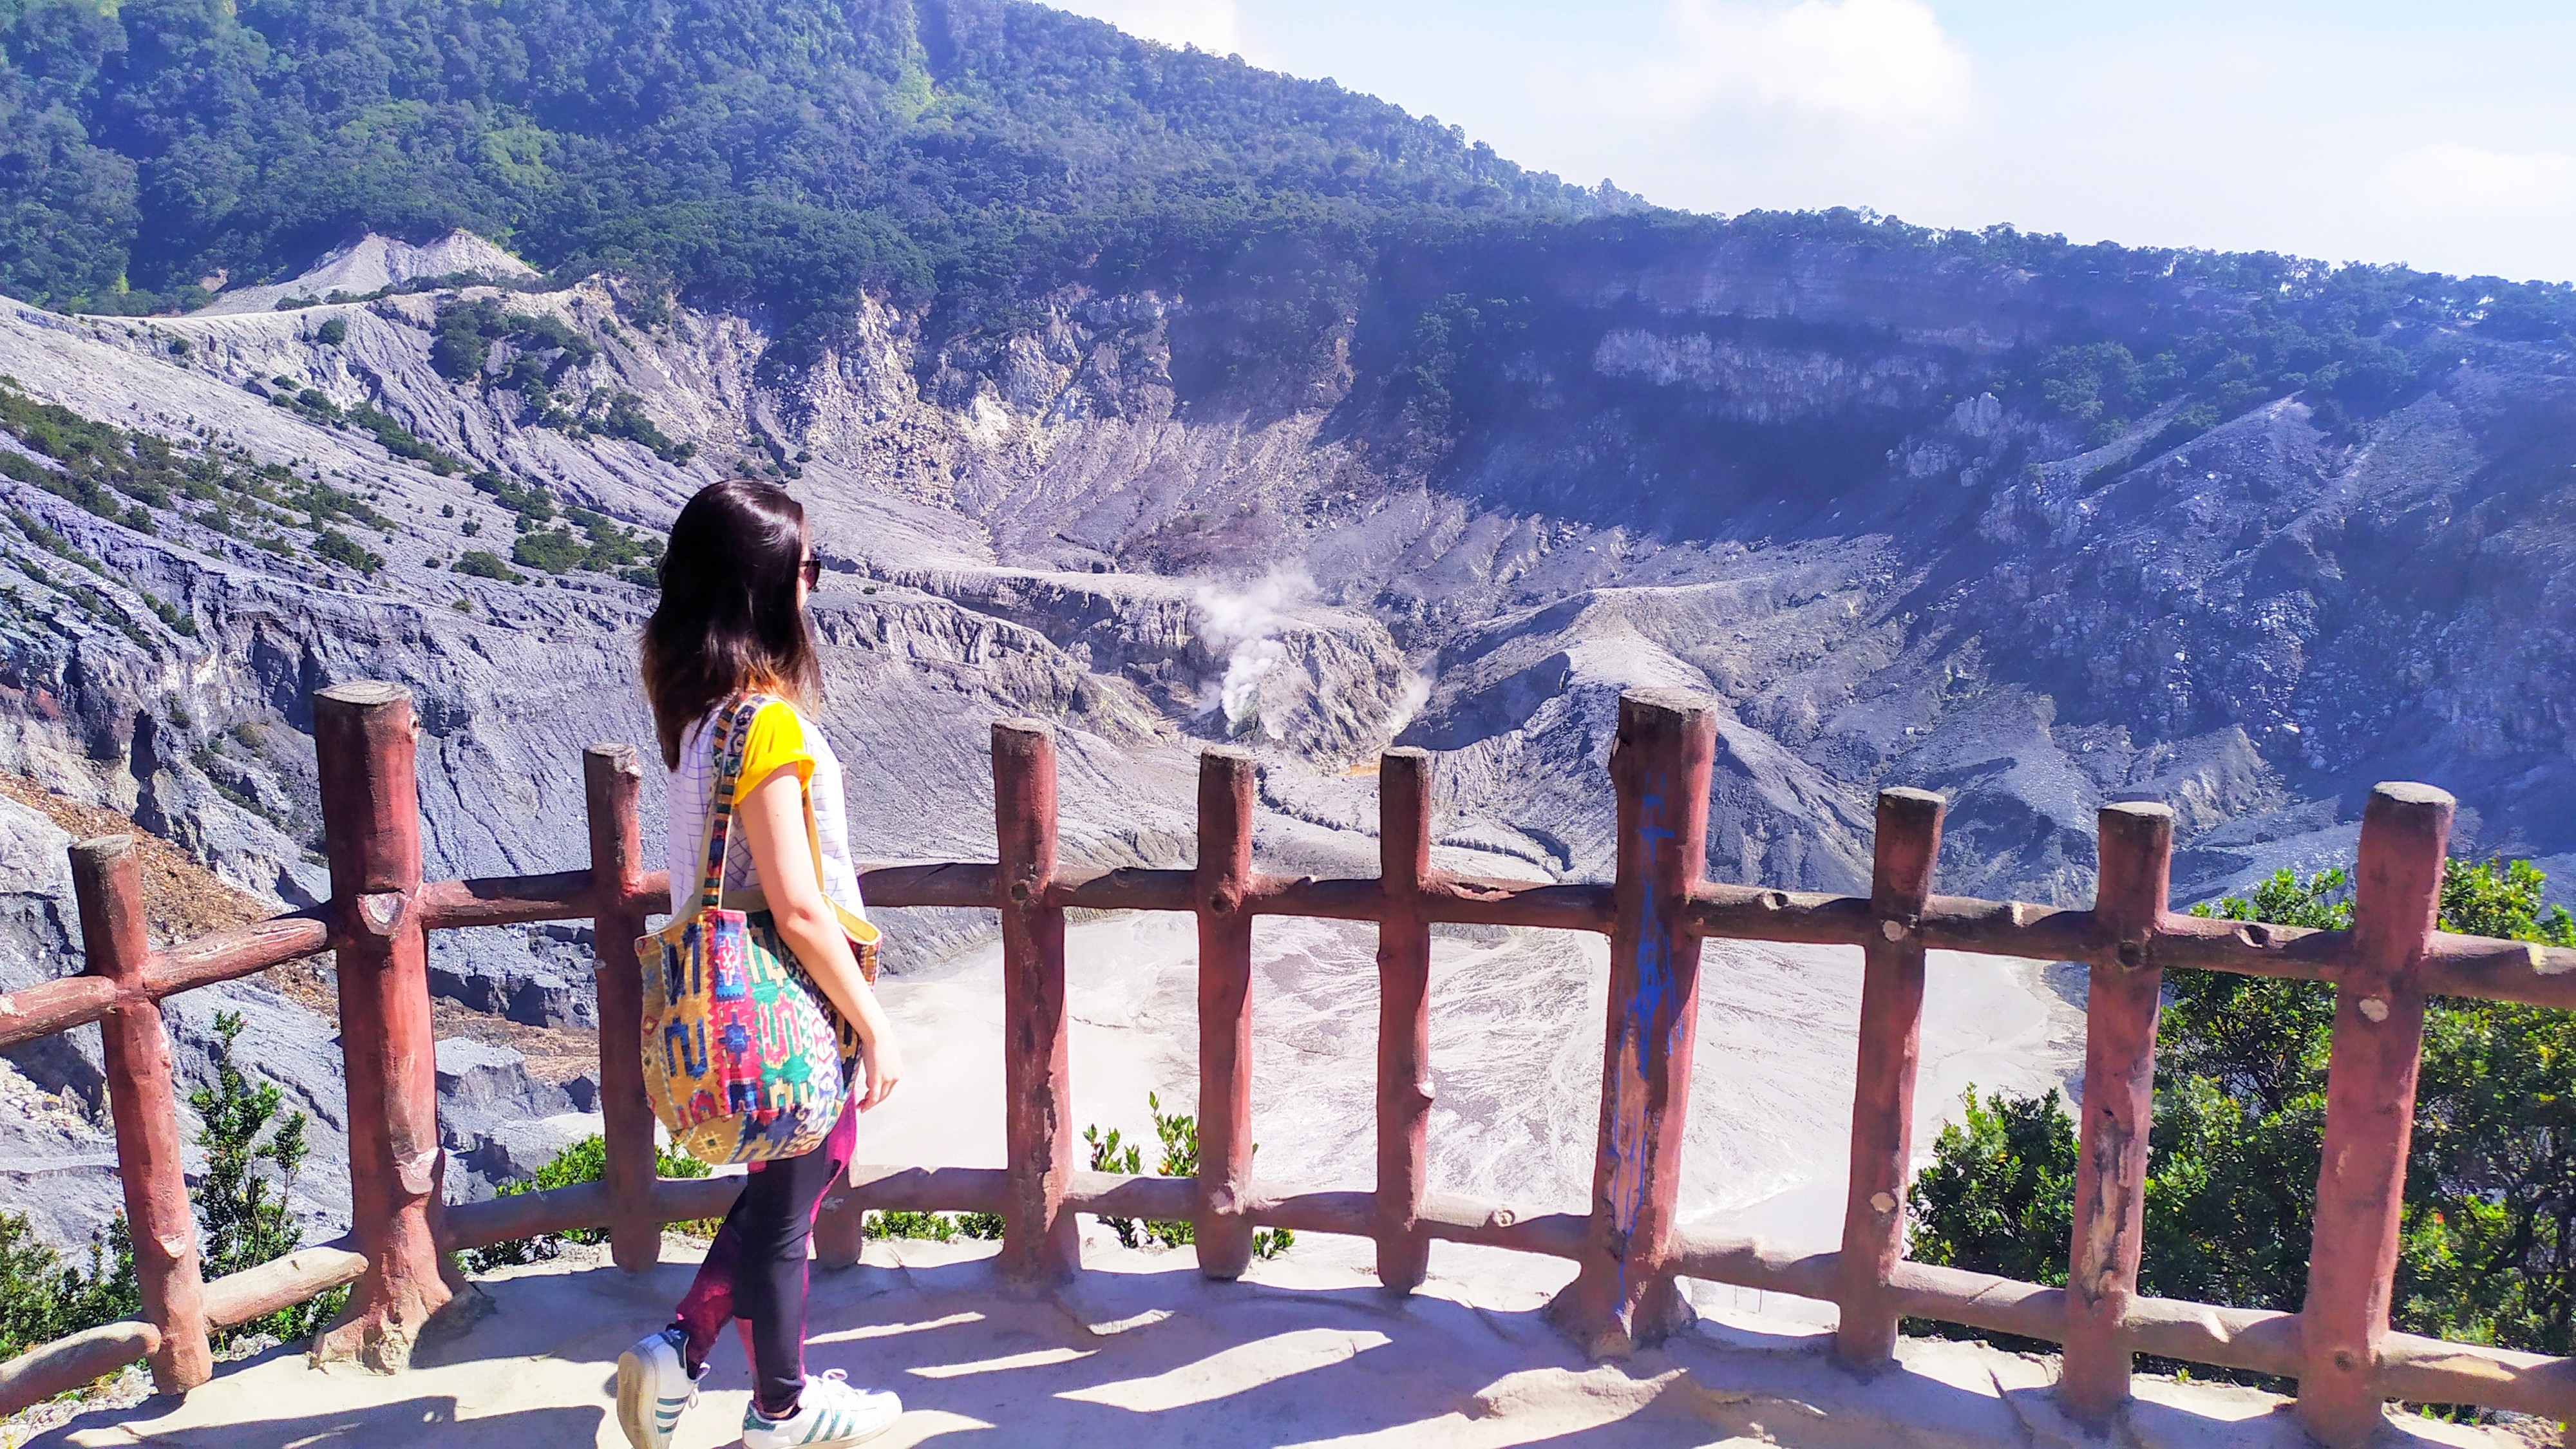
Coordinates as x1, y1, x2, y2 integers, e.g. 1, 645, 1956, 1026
1057, 0, 1245, 57
2378, 144, 2576, 220
1606, 0, 1971, 129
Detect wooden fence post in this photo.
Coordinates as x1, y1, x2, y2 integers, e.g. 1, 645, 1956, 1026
1835, 787, 1943, 1368
70, 836, 212, 1395
1195, 746, 1258, 1279
2297, 783, 2452, 1446
585, 743, 660, 1271
1376, 748, 1435, 1293
995, 720, 1077, 1282
310, 681, 453, 1371
2059, 801, 2174, 1422
1548, 690, 1716, 1356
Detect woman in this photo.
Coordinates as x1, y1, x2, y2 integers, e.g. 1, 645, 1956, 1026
615, 479, 907, 1449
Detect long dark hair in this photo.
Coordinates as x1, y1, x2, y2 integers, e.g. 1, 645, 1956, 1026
640, 480, 820, 768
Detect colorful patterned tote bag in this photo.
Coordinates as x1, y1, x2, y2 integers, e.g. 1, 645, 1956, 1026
638, 697, 865, 1165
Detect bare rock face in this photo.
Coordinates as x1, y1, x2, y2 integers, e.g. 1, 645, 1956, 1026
196, 231, 538, 316
3, 227, 2573, 1247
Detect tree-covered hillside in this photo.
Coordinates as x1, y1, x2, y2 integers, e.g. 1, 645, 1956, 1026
0, 0, 1619, 336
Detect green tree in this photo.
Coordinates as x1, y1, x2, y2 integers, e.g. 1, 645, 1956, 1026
0, 1009, 346, 1363
191, 1010, 342, 1343
1909, 856, 2576, 1370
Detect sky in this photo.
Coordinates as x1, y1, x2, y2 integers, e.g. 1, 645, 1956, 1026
1044, 1, 2576, 285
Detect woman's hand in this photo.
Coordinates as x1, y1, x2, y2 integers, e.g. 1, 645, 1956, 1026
858, 1027, 902, 1110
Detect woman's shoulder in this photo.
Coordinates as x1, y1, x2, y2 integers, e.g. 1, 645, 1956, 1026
742, 694, 819, 743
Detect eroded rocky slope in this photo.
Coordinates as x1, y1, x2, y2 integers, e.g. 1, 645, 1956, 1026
2, 227, 2571, 1251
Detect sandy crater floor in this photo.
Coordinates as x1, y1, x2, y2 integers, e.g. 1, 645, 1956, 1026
860, 911, 2085, 1318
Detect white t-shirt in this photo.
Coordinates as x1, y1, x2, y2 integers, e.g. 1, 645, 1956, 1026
663, 696, 875, 943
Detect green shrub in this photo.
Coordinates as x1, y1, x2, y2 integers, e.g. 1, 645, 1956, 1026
1082, 1094, 1291, 1260
863, 1209, 1003, 1243
510, 527, 587, 574
459, 1135, 712, 1272
192, 1012, 344, 1343
314, 318, 347, 345
314, 529, 383, 575
0, 1010, 350, 1367
452, 549, 520, 582
0, 1212, 137, 1361
1909, 857, 2576, 1386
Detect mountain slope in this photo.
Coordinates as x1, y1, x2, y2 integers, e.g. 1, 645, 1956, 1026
3, 0, 2576, 1256
0, 0, 1620, 328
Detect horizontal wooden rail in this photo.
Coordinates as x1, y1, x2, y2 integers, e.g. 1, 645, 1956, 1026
11, 852, 2568, 1059
0, 1321, 162, 1410
0, 972, 117, 1047
0, 1240, 367, 1408
148, 911, 332, 998
419, 871, 598, 930
203, 1240, 368, 1327
858, 862, 1000, 909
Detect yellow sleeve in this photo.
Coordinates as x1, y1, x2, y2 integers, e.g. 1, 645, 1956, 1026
730, 700, 815, 804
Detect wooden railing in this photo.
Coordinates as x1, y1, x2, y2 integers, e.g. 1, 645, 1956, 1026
3, 681, 2573, 1446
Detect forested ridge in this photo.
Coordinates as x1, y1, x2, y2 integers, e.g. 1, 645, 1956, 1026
0, 0, 1620, 341
6, 0, 2573, 385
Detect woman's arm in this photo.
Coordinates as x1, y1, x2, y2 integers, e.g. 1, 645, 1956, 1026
736, 765, 903, 1109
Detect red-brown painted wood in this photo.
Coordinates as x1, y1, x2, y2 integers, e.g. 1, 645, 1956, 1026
310, 681, 455, 1370
994, 720, 1078, 1282
1195, 746, 1258, 1279
22, 688, 2576, 1425
2298, 782, 2453, 1446
1549, 690, 1717, 1356
417, 871, 597, 929
1375, 748, 1435, 1292
71, 835, 211, 1394
0, 973, 119, 1049
141, 911, 330, 998
1836, 786, 1943, 1367
584, 744, 660, 1271
2059, 802, 2174, 1423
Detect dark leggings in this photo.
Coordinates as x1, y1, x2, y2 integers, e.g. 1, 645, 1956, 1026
670, 1100, 857, 1417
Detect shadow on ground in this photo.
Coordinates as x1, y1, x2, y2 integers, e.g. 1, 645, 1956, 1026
28, 1240, 2529, 1448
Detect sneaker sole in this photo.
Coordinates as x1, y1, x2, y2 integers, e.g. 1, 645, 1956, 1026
747, 1413, 900, 1449
614, 1347, 661, 1449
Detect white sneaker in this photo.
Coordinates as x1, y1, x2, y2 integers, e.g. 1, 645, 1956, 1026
740, 1368, 902, 1448
614, 1327, 704, 1449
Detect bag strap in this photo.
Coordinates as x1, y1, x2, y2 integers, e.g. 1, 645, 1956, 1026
696, 695, 766, 914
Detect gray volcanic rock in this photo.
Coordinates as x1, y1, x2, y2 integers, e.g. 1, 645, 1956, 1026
5, 223, 2575, 1250
428, 925, 598, 1030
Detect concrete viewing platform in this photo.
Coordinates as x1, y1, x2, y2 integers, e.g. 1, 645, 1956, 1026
17, 1236, 2548, 1449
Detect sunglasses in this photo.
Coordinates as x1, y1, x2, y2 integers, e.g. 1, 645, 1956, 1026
799, 557, 822, 587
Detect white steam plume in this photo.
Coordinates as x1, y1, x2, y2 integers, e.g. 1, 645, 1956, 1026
1192, 568, 1312, 739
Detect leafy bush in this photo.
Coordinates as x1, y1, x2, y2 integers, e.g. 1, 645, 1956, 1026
864, 1209, 1003, 1243
468, 471, 556, 527
510, 527, 587, 574
0, 1010, 346, 1365
458, 1135, 712, 1272
1909, 857, 2576, 1382
313, 528, 383, 575
0, 1212, 136, 1361
191, 1012, 344, 1343
1083, 1094, 1291, 1260
452, 549, 520, 582
313, 318, 347, 346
